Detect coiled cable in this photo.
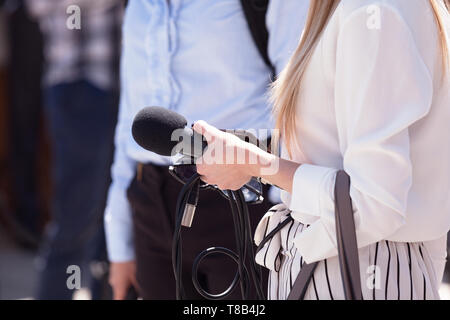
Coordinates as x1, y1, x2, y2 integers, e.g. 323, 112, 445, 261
172, 173, 267, 300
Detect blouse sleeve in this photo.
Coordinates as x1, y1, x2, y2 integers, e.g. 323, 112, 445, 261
289, 4, 434, 263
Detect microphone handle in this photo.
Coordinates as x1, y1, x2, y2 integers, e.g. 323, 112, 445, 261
172, 127, 207, 159
177, 127, 263, 159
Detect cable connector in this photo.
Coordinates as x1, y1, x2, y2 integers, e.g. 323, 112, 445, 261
181, 203, 196, 228
181, 181, 200, 228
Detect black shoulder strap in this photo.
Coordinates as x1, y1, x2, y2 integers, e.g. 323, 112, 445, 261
288, 171, 363, 300
240, 0, 275, 77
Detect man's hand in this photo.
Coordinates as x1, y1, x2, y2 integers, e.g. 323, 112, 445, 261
109, 261, 138, 300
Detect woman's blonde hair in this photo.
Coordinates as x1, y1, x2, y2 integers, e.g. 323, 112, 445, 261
272, 0, 450, 157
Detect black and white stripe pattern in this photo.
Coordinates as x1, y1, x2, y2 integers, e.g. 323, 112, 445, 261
255, 205, 441, 300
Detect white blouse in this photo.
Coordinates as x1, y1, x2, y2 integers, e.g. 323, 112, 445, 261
280, 0, 450, 280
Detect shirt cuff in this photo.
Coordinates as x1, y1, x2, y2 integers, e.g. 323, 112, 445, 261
104, 185, 135, 262
288, 164, 339, 263
289, 164, 337, 217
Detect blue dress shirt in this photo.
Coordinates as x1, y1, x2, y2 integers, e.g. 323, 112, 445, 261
105, 0, 310, 262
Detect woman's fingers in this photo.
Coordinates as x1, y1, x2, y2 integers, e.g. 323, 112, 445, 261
193, 120, 223, 143
193, 120, 252, 190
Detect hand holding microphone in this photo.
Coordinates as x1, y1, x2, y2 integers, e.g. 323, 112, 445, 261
132, 107, 272, 300
192, 120, 254, 191
131, 106, 271, 191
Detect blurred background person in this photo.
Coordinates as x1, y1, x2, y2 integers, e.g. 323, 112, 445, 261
105, 0, 310, 300
0, 2, 8, 223
0, 0, 51, 300
7, 0, 44, 248
0, 1, 9, 220
0, 0, 47, 250
26, 0, 123, 299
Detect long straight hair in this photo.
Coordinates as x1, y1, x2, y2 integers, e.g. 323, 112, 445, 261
272, 0, 450, 157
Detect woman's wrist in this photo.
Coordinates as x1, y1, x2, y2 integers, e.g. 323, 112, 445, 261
244, 143, 278, 178
242, 143, 301, 193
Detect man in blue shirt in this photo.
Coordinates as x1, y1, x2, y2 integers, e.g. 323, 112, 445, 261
105, 0, 309, 299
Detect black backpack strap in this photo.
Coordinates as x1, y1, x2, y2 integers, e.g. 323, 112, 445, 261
240, 0, 275, 78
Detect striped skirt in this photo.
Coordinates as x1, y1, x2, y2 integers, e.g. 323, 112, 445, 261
255, 204, 443, 300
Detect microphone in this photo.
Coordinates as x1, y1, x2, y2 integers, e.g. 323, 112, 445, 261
132, 106, 263, 158
132, 106, 266, 223
132, 106, 207, 158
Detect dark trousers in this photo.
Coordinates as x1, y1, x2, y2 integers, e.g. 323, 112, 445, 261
36, 80, 118, 299
128, 164, 272, 300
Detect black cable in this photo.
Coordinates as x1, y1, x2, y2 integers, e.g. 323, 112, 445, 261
226, 190, 249, 299
192, 247, 246, 300
235, 190, 266, 299
172, 173, 201, 300
172, 172, 282, 300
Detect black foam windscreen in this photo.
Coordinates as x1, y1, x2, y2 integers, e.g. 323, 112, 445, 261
132, 106, 188, 156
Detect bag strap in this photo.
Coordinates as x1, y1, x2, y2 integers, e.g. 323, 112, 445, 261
287, 261, 319, 300
288, 170, 362, 300
240, 0, 275, 77
334, 170, 362, 300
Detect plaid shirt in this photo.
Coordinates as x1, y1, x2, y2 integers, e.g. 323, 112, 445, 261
26, 0, 123, 90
